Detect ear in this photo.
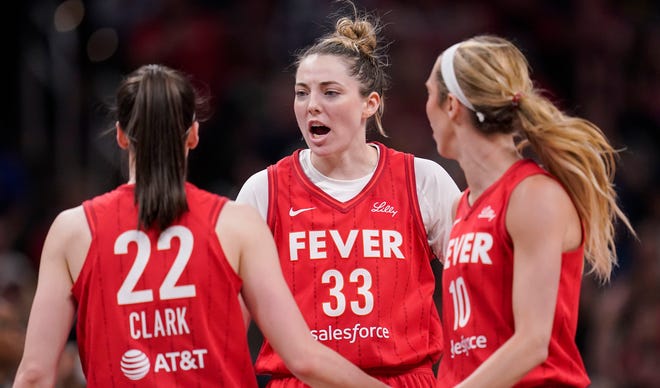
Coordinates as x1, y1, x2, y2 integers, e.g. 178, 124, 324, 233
362, 91, 381, 119
446, 93, 461, 120
186, 121, 200, 150
116, 122, 130, 149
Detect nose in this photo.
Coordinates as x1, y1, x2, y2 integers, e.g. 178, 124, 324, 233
307, 92, 321, 114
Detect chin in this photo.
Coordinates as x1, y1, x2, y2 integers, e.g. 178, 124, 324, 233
304, 140, 330, 154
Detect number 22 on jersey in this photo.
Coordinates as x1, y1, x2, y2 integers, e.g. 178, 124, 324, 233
114, 225, 196, 305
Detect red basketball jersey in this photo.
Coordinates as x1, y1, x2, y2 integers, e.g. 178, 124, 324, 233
256, 142, 442, 377
436, 159, 590, 387
72, 183, 257, 387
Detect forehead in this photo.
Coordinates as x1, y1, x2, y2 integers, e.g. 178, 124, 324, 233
425, 56, 442, 86
296, 54, 354, 85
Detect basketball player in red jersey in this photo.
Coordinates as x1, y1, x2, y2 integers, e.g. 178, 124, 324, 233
236, 4, 460, 387
424, 35, 636, 387
14, 65, 388, 388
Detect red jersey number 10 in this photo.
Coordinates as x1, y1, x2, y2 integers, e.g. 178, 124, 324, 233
448, 276, 471, 330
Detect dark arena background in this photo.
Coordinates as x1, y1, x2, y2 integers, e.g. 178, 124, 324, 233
1, 1, 658, 387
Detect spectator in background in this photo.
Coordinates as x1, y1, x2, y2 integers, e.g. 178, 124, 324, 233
0, 158, 32, 387
0, 237, 32, 387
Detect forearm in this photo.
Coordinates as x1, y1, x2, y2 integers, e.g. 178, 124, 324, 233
456, 333, 547, 388
290, 348, 389, 388
13, 364, 57, 388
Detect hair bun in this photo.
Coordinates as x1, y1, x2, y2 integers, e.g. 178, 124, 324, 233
335, 17, 377, 55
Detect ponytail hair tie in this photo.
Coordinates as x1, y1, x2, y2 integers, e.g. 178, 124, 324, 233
512, 92, 523, 107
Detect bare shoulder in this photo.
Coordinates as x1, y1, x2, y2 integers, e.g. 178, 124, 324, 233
40, 205, 91, 280
507, 174, 580, 247
49, 205, 90, 243
215, 200, 272, 273
510, 174, 572, 210
218, 201, 273, 249
216, 200, 266, 232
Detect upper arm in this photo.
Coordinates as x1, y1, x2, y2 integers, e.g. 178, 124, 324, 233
16, 207, 87, 382
507, 175, 580, 341
414, 157, 461, 259
216, 201, 313, 360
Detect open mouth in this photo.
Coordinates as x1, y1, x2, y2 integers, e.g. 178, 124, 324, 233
310, 125, 331, 136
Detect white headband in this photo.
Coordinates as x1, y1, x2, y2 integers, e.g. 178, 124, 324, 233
440, 43, 485, 122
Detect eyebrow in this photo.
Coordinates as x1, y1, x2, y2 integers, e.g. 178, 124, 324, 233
295, 81, 342, 88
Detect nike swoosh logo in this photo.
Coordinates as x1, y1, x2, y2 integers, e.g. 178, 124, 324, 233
289, 207, 316, 216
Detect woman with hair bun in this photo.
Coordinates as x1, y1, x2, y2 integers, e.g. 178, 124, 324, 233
236, 3, 460, 387
424, 35, 635, 387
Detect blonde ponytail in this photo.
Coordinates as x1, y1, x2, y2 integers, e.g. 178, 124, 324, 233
436, 35, 635, 282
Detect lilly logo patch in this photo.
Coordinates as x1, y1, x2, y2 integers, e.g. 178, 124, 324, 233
477, 205, 496, 222
371, 201, 398, 217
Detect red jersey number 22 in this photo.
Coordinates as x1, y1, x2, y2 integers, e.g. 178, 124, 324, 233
114, 226, 197, 305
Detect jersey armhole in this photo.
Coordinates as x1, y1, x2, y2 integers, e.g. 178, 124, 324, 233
73, 201, 96, 298
405, 153, 434, 261
82, 199, 97, 235
209, 195, 228, 227
266, 165, 278, 228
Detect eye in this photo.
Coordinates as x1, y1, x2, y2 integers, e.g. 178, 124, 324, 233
295, 90, 308, 98
324, 90, 339, 96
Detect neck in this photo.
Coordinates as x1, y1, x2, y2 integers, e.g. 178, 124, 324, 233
127, 159, 135, 184
127, 156, 136, 184
459, 133, 521, 204
310, 143, 379, 180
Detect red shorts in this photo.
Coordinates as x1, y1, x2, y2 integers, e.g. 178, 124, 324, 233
266, 365, 436, 387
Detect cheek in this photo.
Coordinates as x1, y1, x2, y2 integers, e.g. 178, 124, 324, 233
293, 100, 304, 116
428, 109, 451, 148
294, 104, 306, 126
426, 94, 443, 123
426, 105, 443, 134
425, 97, 433, 119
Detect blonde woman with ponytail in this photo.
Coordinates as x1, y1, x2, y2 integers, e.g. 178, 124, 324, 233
425, 35, 634, 387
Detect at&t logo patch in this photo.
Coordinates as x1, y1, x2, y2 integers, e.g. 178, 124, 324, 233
121, 349, 150, 380
119, 348, 209, 380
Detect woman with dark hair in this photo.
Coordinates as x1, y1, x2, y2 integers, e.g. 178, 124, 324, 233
14, 64, 387, 388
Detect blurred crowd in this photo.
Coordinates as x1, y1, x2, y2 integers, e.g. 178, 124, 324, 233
1, 0, 658, 387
